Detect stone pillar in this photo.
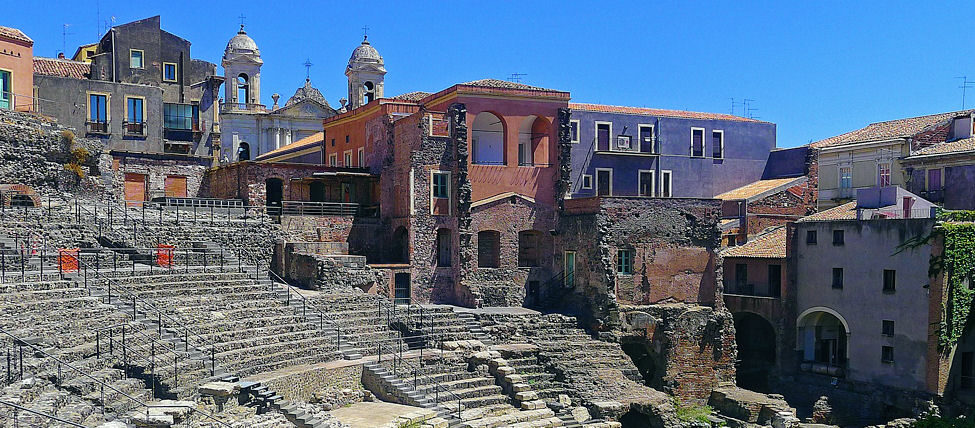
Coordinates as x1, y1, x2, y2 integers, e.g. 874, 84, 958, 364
450, 103, 473, 282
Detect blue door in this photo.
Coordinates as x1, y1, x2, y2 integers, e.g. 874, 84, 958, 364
0, 70, 10, 110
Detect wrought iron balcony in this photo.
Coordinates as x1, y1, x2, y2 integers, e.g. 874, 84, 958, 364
122, 121, 146, 137
85, 120, 110, 135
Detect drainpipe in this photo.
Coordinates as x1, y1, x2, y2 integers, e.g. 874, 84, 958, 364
111, 29, 117, 82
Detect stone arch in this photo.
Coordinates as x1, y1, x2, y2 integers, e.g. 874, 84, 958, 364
797, 307, 850, 373
518, 115, 550, 166
363, 81, 376, 104
471, 112, 505, 165
236, 73, 249, 104
733, 311, 776, 392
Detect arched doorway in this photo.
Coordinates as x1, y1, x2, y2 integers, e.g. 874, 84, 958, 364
734, 312, 776, 391
265, 178, 283, 215
797, 308, 850, 376
471, 112, 504, 165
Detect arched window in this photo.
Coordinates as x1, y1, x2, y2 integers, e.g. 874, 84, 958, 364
518, 230, 542, 267
436, 228, 452, 267
477, 230, 501, 268
237, 74, 249, 105
237, 142, 251, 161
472, 112, 504, 165
519, 116, 550, 166
363, 81, 375, 104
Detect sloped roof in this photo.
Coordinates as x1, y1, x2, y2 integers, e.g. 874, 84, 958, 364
0, 25, 32, 44
810, 110, 973, 148
460, 79, 553, 91
722, 226, 787, 259
715, 177, 806, 202
797, 201, 858, 222
282, 79, 330, 109
33, 57, 91, 79
256, 131, 323, 160
571, 103, 761, 122
908, 136, 975, 157
389, 91, 431, 102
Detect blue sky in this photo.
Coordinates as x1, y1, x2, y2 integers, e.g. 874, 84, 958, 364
8, 1, 974, 147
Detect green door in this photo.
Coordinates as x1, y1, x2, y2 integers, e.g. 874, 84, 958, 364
0, 70, 10, 110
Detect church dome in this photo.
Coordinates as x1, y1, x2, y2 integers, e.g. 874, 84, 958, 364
225, 25, 260, 58
349, 37, 382, 64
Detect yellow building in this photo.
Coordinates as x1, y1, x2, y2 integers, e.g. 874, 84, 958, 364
71, 43, 97, 63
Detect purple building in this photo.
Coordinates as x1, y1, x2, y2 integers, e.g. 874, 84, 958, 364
567, 103, 776, 198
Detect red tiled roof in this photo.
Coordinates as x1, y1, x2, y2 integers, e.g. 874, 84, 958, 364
0, 26, 32, 45
810, 110, 973, 149
797, 201, 858, 222
460, 79, 553, 91
389, 91, 432, 102
909, 136, 975, 157
715, 177, 806, 201
722, 226, 787, 259
33, 57, 90, 79
570, 103, 761, 122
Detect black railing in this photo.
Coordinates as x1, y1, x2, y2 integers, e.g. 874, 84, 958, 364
0, 399, 87, 428
123, 121, 147, 137
86, 120, 110, 134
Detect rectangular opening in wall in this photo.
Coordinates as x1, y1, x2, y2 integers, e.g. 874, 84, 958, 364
691, 128, 705, 157
564, 251, 576, 286
883, 269, 896, 293
768, 264, 781, 297
638, 171, 654, 197
518, 231, 540, 268
881, 346, 894, 363
832, 229, 844, 246
882, 320, 894, 337
596, 169, 612, 196
164, 175, 187, 198
832, 268, 844, 289
477, 231, 500, 268
569, 120, 579, 143
581, 174, 593, 190
661, 170, 672, 197
712, 130, 724, 159
963, 352, 975, 389
394, 273, 411, 304
639, 125, 655, 153
617, 249, 634, 275
436, 229, 452, 267
806, 230, 817, 245
596, 123, 611, 151
734, 263, 748, 293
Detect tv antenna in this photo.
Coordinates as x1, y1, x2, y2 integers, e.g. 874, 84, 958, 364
729, 97, 738, 115
957, 76, 973, 109
508, 73, 527, 83
743, 98, 759, 119
61, 24, 74, 57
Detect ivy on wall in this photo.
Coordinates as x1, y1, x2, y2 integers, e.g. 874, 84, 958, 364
939, 221, 975, 348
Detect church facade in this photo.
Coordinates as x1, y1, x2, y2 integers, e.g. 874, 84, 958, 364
219, 25, 337, 163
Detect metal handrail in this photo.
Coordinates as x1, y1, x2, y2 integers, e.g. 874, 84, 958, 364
0, 328, 232, 427
0, 398, 87, 428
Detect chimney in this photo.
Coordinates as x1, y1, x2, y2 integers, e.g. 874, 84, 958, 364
57, 52, 65, 59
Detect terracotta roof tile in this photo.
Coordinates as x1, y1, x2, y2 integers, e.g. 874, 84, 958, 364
0, 26, 32, 44
909, 136, 975, 157
722, 226, 787, 259
570, 103, 761, 122
256, 131, 323, 160
715, 177, 806, 201
460, 79, 553, 91
389, 91, 431, 102
33, 57, 90, 79
810, 110, 973, 148
797, 201, 858, 222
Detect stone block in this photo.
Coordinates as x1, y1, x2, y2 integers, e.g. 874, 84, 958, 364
496, 366, 515, 376
515, 391, 538, 401
511, 383, 530, 392
505, 374, 524, 384
198, 381, 238, 397
571, 406, 591, 423
558, 394, 571, 407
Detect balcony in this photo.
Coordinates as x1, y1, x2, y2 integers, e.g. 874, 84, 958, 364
122, 121, 147, 138
85, 120, 110, 135
221, 102, 267, 113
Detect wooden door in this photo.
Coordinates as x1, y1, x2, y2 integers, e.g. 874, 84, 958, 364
164, 175, 187, 198
124, 173, 147, 206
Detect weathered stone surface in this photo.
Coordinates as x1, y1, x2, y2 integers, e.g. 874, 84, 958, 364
198, 381, 237, 397
571, 406, 591, 422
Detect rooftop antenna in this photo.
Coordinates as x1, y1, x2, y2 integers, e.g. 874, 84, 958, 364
743, 98, 757, 119
729, 97, 737, 116
508, 73, 527, 83
957, 76, 973, 110
303, 58, 313, 81
95, 0, 99, 39
61, 24, 73, 57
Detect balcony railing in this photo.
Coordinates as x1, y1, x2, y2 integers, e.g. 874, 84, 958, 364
856, 207, 936, 220
921, 189, 944, 203
221, 102, 267, 112
268, 201, 379, 217
725, 283, 780, 298
85, 120, 110, 135
122, 121, 146, 137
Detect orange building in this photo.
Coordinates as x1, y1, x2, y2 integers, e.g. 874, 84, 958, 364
0, 25, 34, 112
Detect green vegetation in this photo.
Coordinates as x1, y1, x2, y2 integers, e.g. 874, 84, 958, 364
61, 131, 90, 182
674, 398, 721, 426
914, 415, 975, 428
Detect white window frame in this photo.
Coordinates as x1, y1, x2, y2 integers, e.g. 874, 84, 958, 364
162, 62, 178, 82
343, 150, 353, 167
839, 165, 853, 189
357, 148, 365, 168
690, 127, 705, 158
638, 124, 655, 154
877, 162, 891, 187
712, 130, 724, 159
430, 170, 452, 215
638, 169, 655, 197
129, 49, 144, 69
661, 170, 673, 197
328, 153, 337, 167
581, 174, 593, 190
569, 119, 580, 144
595, 168, 613, 196
594, 121, 613, 151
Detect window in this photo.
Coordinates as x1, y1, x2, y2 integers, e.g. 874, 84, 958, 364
564, 251, 576, 286
89, 94, 108, 123
328, 154, 337, 167
839, 167, 852, 189
569, 120, 580, 143
768, 264, 782, 297
832, 229, 845, 246
691, 128, 705, 157
712, 130, 724, 159
832, 268, 844, 289
661, 170, 673, 197
638, 170, 655, 197
436, 229, 452, 267
126, 97, 144, 123
878, 163, 891, 187
236, 74, 249, 104
129, 49, 144, 69
163, 62, 177, 82
617, 249, 634, 275
581, 174, 593, 190
963, 352, 975, 389
518, 231, 541, 268
883, 269, 896, 293
330, 138, 335, 147
432, 172, 449, 199
344, 151, 352, 167
596, 169, 612, 196
477, 231, 500, 268
163, 103, 199, 130
882, 320, 895, 337
639, 125, 656, 153
358, 148, 365, 167
735, 263, 747, 289
881, 346, 894, 364
0, 70, 10, 110
927, 169, 943, 191
806, 230, 818, 245
345, 135, 350, 144
596, 122, 611, 151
